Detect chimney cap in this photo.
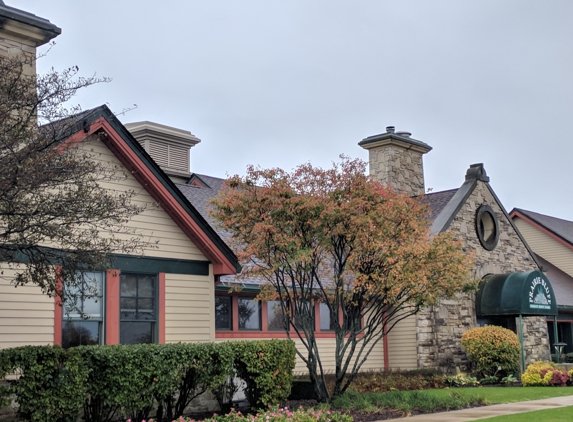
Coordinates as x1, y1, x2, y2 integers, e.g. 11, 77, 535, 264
465, 163, 490, 182
0, 2, 61, 44
359, 127, 432, 153
125, 121, 200, 148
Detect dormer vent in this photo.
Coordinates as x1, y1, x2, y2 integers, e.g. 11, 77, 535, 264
125, 121, 200, 183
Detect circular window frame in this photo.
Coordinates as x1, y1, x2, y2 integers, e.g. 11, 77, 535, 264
475, 204, 499, 251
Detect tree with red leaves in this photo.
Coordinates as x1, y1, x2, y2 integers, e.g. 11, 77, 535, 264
211, 156, 473, 402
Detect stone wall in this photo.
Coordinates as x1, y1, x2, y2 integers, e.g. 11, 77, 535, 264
417, 180, 550, 371
521, 316, 551, 364
0, 33, 37, 77
368, 144, 426, 196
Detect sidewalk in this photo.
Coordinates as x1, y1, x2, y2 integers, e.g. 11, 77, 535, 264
402, 395, 573, 421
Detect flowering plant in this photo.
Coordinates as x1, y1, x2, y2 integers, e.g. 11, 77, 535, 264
138, 406, 352, 422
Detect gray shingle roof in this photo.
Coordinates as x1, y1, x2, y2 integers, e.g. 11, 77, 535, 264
175, 174, 462, 287
513, 208, 573, 247
176, 175, 266, 285
421, 189, 458, 222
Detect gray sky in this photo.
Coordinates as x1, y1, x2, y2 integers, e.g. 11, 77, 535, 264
14, 0, 573, 220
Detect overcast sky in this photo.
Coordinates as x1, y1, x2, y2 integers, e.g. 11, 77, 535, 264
12, 0, 573, 220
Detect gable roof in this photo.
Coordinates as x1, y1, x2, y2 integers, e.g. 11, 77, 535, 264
510, 208, 573, 249
422, 189, 458, 222
58, 105, 240, 276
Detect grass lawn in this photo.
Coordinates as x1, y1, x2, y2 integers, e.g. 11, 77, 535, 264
421, 386, 573, 404
479, 405, 573, 422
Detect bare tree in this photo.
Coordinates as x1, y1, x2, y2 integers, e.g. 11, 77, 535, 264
0, 54, 145, 306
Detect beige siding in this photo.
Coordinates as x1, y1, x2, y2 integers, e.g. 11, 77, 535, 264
165, 271, 214, 343
80, 136, 207, 261
387, 314, 417, 370
0, 267, 54, 349
514, 218, 573, 278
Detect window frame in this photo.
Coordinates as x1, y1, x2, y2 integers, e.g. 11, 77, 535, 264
215, 293, 339, 338
119, 272, 159, 345
61, 271, 105, 348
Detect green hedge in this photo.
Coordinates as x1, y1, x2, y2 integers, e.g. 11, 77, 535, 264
0, 340, 296, 422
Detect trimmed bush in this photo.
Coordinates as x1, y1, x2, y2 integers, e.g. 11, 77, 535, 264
461, 326, 520, 378
0, 340, 296, 422
0, 346, 88, 422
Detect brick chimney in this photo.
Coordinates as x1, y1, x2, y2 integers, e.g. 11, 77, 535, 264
358, 126, 432, 196
125, 121, 201, 183
0, 1, 61, 75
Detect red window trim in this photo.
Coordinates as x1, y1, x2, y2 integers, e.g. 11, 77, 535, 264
55, 268, 166, 346
53, 266, 63, 346
215, 293, 341, 339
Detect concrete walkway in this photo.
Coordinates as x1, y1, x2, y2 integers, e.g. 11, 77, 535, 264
402, 395, 573, 421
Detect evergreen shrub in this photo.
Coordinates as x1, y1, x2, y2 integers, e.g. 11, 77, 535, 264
0, 340, 296, 422
461, 326, 520, 378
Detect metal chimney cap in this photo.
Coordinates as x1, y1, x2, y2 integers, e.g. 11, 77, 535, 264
386, 126, 395, 133
396, 131, 412, 138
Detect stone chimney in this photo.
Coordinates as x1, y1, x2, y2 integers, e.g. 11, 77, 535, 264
0, 1, 61, 75
358, 126, 432, 196
125, 121, 201, 183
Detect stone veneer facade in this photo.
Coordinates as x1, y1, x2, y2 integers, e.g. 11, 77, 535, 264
416, 181, 550, 372
367, 144, 428, 197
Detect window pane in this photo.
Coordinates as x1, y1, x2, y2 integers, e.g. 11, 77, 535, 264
137, 299, 155, 320
238, 298, 260, 330
62, 321, 100, 348
139, 276, 154, 298
120, 322, 154, 344
83, 294, 103, 319
267, 301, 287, 331
120, 298, 137, 319
215, 296, 232, 330
120, 274, 137, 297
63, 272, 103, 319
320, 303, 336, 331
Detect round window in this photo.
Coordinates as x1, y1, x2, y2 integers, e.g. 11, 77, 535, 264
476, 205, 499, 251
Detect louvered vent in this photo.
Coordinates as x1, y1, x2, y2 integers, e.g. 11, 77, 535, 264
125, 121, 201, 182
149, 140, 169, 167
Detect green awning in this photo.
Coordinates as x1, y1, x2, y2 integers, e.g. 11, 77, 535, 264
476, 270, 558, 317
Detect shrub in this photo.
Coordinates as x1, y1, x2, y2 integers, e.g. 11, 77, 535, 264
522, 361, 568, 387
326, 369, 444, 394
0, 340, 296, 422
232, 340, 296, 410
565, 353, 573, 363
461, 326, 520, 378
0, 346, 88, 422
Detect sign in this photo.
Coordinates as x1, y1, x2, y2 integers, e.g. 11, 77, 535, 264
529, 276, 552, 310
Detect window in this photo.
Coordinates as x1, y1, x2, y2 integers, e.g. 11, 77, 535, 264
238, 297, 261, 330
215, 296, 232, 330
319, 302, 337, 331
476, 204, 499, 251
267, 300, 287, 331
62, 272, 104, 348
120, 273, 157, 344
